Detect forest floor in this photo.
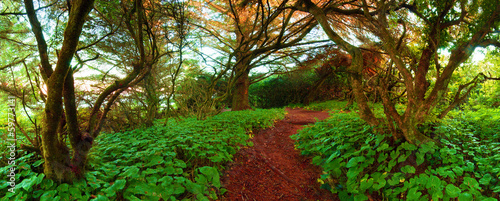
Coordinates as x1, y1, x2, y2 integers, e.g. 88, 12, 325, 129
221, 108, 340, 201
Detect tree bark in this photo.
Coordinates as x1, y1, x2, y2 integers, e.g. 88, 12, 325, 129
232, 65, 252, 111
25, 0, 95, 182
144, 72, 159, 127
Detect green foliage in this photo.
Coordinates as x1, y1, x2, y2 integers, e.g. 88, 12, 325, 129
0, 109, 285, 200
249, 71, 345, 108
292, 101, 500, 200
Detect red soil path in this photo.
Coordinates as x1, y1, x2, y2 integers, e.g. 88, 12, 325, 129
221, 108, 340, 201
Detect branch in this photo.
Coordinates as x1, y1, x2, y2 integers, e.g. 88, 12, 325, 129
0, 55, 31, 71
24, 0, 53, 81
1, 0, 57, 16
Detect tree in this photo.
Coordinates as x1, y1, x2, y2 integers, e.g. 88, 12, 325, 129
20, 0, 170, 182
195, 0, 321, 110
297, 0, 500, 144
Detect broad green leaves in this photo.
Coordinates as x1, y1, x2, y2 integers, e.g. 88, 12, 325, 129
293, 101, 500, 200
0, 108, 285, 200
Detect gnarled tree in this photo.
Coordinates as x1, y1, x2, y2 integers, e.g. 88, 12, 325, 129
297, 0, 500, 144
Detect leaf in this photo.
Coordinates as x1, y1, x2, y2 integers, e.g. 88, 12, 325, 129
33, 160, 44, 167
69, 187, 82, 199
346, 156, 366, 168
109, 179, 127, 191
445, 184, 461, 198
400, 142, 417, 151
458, 193, 473, 201
312, 156, 322, 165
359, 178, 374, 191
119, 166, 139, 178
91, 195, 110, 201
40, 179, 54, 190
40, 190, 57, 201
353, 194, 368, 201
376, 143, 389, 151
57, 183, 69, 192
372, 177, 386, 190
18, 176, 36, 191
463, 177, 480, 190
401, 165, 416, 174
407, 187, 422, 200
479, 174, 492, 185
146, 155, 164, 167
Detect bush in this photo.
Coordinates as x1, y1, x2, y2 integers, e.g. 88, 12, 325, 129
0, 108, 285, 201
292, 101, 500, 200
249, 71, 346, 108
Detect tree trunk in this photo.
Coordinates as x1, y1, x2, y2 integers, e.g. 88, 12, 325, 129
25, 0, 95, 182
144, 72, 158, 127
232, 67, 252, 111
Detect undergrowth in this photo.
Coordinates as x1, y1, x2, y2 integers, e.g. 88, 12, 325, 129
0, 108, 285, 201
293, 101, 500, 200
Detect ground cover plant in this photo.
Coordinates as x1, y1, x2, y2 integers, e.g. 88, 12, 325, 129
292, 100, 500, 200
0, 109, 285, 200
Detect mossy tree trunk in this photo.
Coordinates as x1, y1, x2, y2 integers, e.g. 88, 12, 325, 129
25, 0, 95, 182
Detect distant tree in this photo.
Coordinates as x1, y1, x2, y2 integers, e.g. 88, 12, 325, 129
194, 0, 323, 110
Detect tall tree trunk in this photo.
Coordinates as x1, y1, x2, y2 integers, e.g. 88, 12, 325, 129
144, 72, 158, 127
25, 0, 95, 182
232, 64, 252, 111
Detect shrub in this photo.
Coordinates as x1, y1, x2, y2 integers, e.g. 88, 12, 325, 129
292, 101, 500, 200
0, 108, 285, 201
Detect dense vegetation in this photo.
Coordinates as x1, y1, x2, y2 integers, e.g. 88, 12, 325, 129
0, 109, 285, 200
1, 0, 500, 200
293, 100, 500, 200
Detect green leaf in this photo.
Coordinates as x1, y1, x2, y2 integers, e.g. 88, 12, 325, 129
407, 187, 422, 200
401, 165, 416, 174
372, 177, 386, 190
33, 160, 44, 167
91, 195, 110, 201
40, 190, 57, 201
353, 194, 368, 201
109, 179, 126, 191
57, 183, 69, 192
146, 155, 164, 167
346, 156, 365, 168
458, 193, 473, 201
479, 174, 492, 185
378, 153, 388, 163
463, 177, 480, 190
40, 179, 54, 190
445, 184, 461, 198
18, 176, 36, 191
376, 143, 389, 151
119, 166, 139, 178
69, 187, 82, 199
400, 142, 417, 151
359, 178, 374, 191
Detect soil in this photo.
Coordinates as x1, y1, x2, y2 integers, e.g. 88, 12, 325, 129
220, 108, 340, 201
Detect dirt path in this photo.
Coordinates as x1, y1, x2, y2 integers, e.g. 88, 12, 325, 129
221, 108, 339, 201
